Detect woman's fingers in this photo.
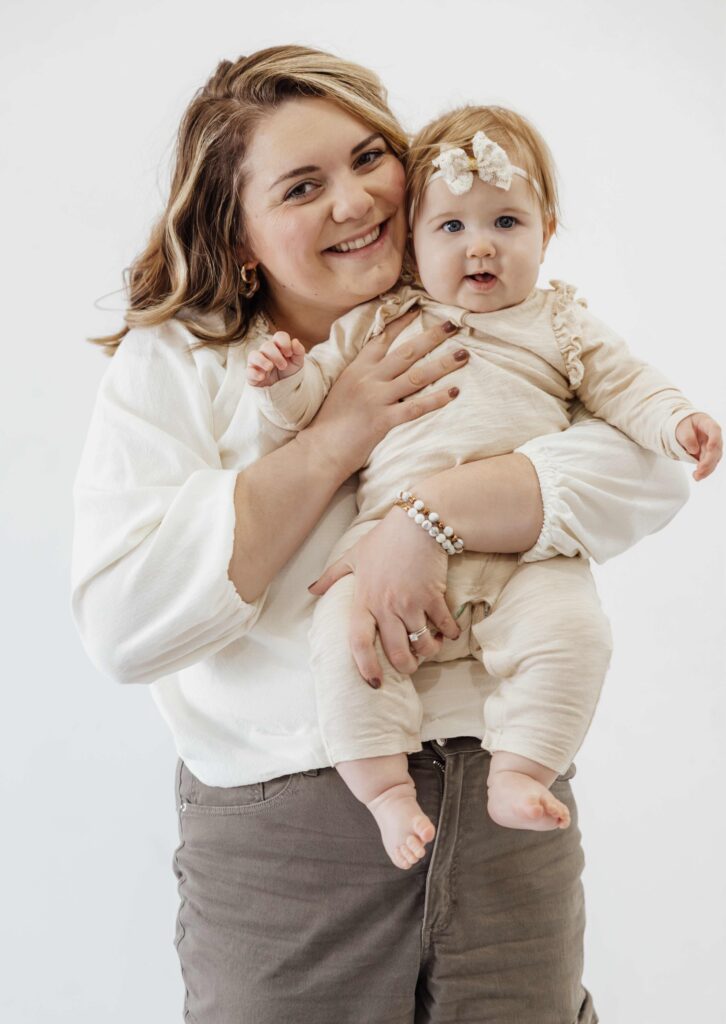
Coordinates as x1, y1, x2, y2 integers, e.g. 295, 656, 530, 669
406, 625, 442, 661
391, 383, 460, 427
376, 613, 420, 675
307, 555, 352, 595
424, 594, 462, 641
348, 608, 384, 686
380, 318, 459, 382
390, 344, 468, 403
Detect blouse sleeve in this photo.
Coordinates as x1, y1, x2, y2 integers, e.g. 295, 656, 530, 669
70, 324, 266, 685
514, 406, 690, 565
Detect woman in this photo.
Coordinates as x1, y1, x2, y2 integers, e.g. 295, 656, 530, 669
71, 46, 688, 1022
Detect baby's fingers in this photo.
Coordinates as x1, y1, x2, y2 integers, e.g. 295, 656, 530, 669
261, 340, 291, 371
247, 350, 276, 375
290, 337, 306, 359
693, 427, 723, 480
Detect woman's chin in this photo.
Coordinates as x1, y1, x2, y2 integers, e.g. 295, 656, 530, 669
337, 260, 402, 305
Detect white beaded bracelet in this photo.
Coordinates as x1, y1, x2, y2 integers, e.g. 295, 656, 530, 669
394, 490, 465, 556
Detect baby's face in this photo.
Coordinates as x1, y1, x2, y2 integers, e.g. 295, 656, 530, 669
411, 174, 550, 312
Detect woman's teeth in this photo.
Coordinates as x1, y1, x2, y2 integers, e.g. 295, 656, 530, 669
331, 224, 382, 252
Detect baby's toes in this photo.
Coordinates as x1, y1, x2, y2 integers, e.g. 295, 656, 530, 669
545, 794, 570, 826
392, 847, 412, 870
413, 814, 436, 844
399, 844, 418, 867
522, 796, 545, 820
405, 835, 425, 859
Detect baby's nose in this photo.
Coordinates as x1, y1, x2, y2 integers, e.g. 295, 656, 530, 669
467, 234, 496, 259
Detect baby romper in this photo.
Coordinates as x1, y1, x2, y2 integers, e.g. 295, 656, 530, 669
250, 282, 696, 773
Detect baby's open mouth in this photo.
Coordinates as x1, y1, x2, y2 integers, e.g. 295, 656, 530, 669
468, 272, 496, 283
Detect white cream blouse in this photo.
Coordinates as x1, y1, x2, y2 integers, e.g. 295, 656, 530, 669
70, 305, 690, 786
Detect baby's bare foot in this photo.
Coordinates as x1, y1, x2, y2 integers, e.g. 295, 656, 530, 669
487, 769, 570, 831
367, 781, 436, 870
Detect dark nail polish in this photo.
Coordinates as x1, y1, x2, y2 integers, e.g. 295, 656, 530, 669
433, 631, 443, 640
454, 349, 468, 361
448, 387, 459, 398
442, 320, 457, 333
307, 579, 319, 590
369, 678, 381, 689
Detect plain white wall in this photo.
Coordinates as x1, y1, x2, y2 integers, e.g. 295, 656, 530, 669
2, 0, 724, 1020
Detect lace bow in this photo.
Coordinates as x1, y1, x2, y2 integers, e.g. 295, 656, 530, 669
431, 130, 533, 196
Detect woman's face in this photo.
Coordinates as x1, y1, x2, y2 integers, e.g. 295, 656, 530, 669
241, 97, 407, 342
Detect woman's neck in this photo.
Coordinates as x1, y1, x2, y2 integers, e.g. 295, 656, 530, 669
264, 294, 349, 350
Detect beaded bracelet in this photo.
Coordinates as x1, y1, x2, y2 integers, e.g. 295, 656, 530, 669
394, 490, 465, 556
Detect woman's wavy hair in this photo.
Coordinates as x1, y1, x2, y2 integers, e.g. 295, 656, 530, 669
405, 105, 561, 275
93, 46, 408, 353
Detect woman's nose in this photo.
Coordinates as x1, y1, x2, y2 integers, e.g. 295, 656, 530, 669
331, 177, 375, 223
467, 234, 496, 259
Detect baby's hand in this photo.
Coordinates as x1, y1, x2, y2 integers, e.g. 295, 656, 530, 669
246, 331, 306, 387
675, 412, 723, 480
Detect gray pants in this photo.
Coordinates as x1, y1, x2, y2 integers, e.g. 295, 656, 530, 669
173, 737, 597, 1023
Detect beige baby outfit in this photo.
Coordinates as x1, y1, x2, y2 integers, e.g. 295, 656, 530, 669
251, 281, 696, 773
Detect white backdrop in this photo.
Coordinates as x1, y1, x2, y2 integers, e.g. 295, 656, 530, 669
2, 0, 724, 1020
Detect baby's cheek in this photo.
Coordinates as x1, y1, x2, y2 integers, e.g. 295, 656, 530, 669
416, 247, 457, 305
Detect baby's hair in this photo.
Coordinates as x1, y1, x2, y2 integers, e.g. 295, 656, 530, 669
406, 105, 560, 234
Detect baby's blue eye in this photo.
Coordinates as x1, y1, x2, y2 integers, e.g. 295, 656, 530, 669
442, 220, 464, 233
495, 215, 517, 229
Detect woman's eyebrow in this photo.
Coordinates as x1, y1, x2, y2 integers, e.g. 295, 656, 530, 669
269, 133, 385, 190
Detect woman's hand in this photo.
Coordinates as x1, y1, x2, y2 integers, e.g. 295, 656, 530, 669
300, 311, 467, 479
308, 506, 461, 686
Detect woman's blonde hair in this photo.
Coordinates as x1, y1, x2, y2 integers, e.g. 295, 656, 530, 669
93, 45, 408, 353
406, 105, 560, 235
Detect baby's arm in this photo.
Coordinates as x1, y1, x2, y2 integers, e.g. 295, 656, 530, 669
567, 302, 722, 479
246, 331, 329, 432
245, 300, 384, 432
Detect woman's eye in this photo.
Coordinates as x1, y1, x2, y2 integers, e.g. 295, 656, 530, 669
442, 220, 465, 233
495, 215, 517, 229
355, 148, 385, 168
284, 181, 318, 202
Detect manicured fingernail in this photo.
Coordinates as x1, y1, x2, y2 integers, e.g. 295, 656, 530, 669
454, 349, 468, 361
448, 387, 459, 398
307, 579, 319, 590
433, 631, 443, 640
442, 321, 457, 333
369, 678, 381, 689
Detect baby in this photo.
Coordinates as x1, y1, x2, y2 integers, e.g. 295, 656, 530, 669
245, 105, 722, 871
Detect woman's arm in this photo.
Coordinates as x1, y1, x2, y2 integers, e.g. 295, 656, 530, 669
229, 315, 466, 601
71, 313, 465, 686
415, 412, 690, 564
311, 413, 689, 683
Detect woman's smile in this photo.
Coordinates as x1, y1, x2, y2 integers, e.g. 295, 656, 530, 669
325, 218, 390, 256
242, 97, 407, 342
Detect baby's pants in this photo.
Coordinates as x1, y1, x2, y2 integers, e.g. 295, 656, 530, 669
309, 528, 613, 775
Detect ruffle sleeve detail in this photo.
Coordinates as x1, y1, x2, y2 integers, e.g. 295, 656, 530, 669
368, 287, 424, 339
549, 279, 588, 390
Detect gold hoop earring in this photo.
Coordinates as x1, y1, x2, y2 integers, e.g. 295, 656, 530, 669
240, 262, 260, 298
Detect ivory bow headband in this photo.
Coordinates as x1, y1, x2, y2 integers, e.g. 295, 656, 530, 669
409, 130, 540, 224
